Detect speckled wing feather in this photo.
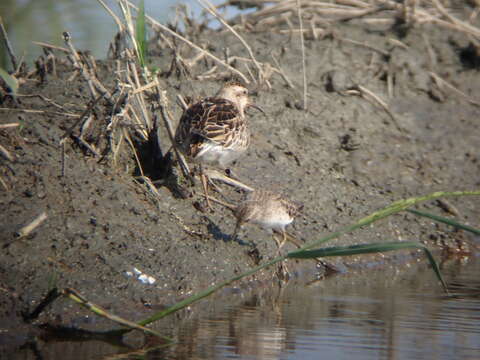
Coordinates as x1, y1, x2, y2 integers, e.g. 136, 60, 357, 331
175, 97, 248, 158
265, 192, 303, 218
280, 196, 304, 218
240, 191, 304, 223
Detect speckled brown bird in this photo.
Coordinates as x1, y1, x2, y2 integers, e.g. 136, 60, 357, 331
174, 82, 263, 206
233, 190, 304, 252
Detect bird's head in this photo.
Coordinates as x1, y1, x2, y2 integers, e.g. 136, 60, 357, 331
217, 82, 264, 115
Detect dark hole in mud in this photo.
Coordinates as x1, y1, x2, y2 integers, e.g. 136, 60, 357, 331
128, 114, 164, 181
459, 43, 480, 69
390, 17, 411, 39
129, 118, 190, 199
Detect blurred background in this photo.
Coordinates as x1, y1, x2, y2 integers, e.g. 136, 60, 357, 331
0, 0, 237, 69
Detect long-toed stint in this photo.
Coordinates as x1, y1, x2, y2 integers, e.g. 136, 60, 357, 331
174, 81, 263, 207
232, 190, 304, 253
231, 190, 304, 279
206, 191, 335, 279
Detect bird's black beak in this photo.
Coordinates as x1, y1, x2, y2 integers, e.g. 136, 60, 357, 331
247, 103, 266, 115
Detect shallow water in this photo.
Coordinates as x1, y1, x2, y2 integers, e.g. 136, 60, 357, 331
0, 0, 234, 67
7, 256, 479, 360
156, 257, 480, 360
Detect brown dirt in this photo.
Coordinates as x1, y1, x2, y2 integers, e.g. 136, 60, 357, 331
1, 6, 479, 345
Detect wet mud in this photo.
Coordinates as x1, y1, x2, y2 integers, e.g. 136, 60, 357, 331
1, 6, 479, 348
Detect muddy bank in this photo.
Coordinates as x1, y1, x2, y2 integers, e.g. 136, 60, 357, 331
1, 3, 480, 339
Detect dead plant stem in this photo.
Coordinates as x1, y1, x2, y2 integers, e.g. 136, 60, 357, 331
63, 32, 114, 103
15, 212, 48, 239
63, 288, 167, 338
0, 16, 18, 71
157, 87, 191, 178
60, 91, 106, 144
198, 0, 264, 83
123, 0, 249, 83
296, 0, 308, 110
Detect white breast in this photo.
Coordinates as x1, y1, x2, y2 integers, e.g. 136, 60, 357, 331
195, 141, 245, 168
251, 212, 293, 233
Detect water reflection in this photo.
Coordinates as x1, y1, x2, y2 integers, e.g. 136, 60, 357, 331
3, 257, 480, 359
161, 257, 480, 360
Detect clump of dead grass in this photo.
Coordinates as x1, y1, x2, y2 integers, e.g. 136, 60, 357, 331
224, 0, 480, 39
219, 0, 480, 108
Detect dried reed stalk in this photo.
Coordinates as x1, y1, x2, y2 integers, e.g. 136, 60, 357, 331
240, 0, 480, 42
198, 0, 265, 83
124, 0, 250, 83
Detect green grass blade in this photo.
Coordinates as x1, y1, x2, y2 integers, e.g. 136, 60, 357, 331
135, 0, 147, 68
288, 241, 449, 293
407, 209, 480, 235
420, 246, 449, 294
135, 191, 478, 328
297, 190, 480, 252
136, 256, 284, 327
288, 241, 423, 258
0, 68, 18, 95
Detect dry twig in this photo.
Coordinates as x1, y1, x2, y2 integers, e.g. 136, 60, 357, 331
296, 0, 308, 110
157, 87, 191, 179
63, 288, 167, 338
59, 91, 106, 144
204, 169, 254, 192
346, 84, 403, 132
33, 41, 69, 54
429, 72, 480, 107
15, 212, 48, 239
0, 143, 14, 162
123, 0, 250, 83
0, 123, 19, 129
63, 32, 114, 104
0, 108, 78, 117
198, 0, 264, 83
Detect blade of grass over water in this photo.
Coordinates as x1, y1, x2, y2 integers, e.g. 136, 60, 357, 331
135, 0, 147, 68
288, 241, 448, 293
290, 241, 429, 258
407, 209, 480, 235
135, 191, 478, 328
